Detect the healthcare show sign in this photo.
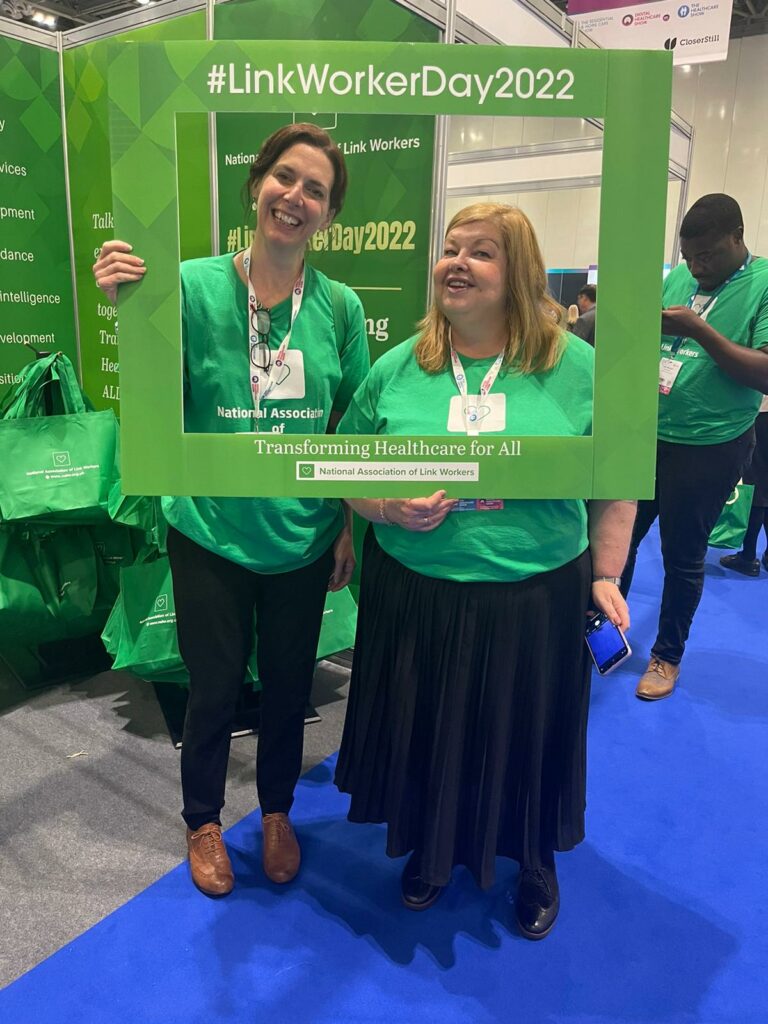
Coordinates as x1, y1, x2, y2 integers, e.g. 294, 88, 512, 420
111, 40, 672, 500
0, 37, 78, 403
568, 0, 733, 65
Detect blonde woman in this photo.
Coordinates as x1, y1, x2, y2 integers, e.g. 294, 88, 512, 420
336, 204, 635, 938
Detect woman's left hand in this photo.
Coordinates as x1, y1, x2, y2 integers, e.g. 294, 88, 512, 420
329, 525, 355, 592
591, 581, 630, 632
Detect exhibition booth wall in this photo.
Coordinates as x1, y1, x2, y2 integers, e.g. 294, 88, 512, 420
1, 0, 692, 412
672, 31, 768, 255
1, 0, 442, 410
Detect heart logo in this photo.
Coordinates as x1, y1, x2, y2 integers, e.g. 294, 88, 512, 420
464, 404, 491, 424
300, 464, 314, 478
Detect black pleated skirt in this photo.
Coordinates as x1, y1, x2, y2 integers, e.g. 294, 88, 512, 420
335, 529, 593, 890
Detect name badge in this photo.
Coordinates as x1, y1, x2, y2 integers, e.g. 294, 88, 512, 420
268, 349, 306, 400
659, 357, 683, 396
447, 393, 506, 433
453, 499, 505, 512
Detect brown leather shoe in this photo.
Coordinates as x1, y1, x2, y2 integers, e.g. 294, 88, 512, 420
635, 657, 680, 701
262, 812, 300, 884
186, 823, 234, 897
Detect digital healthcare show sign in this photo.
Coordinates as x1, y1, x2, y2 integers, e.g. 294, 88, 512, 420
568, 0, 733, 65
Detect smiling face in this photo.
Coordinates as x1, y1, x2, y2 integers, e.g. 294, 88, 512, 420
433, 220, 508, 328
252, 142, 335, 254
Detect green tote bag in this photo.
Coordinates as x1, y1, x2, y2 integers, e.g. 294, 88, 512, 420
709, 479, 755, 550
0, 353, 118, 526
0, 525, 103, 645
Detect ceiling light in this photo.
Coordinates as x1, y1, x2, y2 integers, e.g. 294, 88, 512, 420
31, 11, 56, 26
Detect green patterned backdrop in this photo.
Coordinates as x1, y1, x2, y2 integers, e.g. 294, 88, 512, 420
62, 12, 207, 415
0, 38, 77, 403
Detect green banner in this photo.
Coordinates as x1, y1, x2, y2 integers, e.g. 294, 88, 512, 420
213, 0, 439, 46
215, 0, 438, 362
110, 40, 671, 499
216, 110, 434, 364
0, 37, 77, 403
63, 12, 207, 416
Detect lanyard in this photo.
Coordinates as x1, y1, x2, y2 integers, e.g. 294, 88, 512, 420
449, 337, 504, 436
243, 251, 305, 427
670, 253, 752, 356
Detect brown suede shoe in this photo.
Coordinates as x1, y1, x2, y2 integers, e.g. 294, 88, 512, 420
186, 823, 234, 897
262, 812, 301, 884
635, 657, 680, 701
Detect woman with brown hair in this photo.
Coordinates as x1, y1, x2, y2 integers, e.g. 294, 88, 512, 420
94, 123, 369, 897
336, 203, 635, 938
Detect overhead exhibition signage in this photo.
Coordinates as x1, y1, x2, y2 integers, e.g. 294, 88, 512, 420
109, 40, 672, 500
567, 0, 733, 65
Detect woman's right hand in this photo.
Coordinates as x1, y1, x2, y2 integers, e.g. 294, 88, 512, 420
382, 490, 456, 532
92, 240, 146, 303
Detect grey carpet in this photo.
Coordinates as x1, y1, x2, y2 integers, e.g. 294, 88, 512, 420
0, 659, 350, 989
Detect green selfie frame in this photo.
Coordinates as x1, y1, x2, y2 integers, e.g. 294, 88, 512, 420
109, 40, 671, 498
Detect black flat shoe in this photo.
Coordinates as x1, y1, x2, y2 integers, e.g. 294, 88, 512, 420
719, 553, 760, 577
401, 851, 444, 911
515, 865, 560, 940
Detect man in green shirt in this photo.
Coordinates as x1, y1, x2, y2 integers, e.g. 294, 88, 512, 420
622, 194, 768, 700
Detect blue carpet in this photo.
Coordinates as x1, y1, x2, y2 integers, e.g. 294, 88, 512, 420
2, 529, 767, 1024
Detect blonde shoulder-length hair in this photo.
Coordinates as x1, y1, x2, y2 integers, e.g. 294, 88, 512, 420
415, 203, 564, 375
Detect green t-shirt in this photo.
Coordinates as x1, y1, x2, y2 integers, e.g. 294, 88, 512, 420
658, 257, 768, 444
163, 255, 370, 573
337, 333, 594, 583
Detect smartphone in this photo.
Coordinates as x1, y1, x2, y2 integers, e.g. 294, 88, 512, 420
585, 612, 632, 676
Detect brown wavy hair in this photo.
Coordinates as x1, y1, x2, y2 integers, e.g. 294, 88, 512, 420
415, 203, 564, 375
242, 122, 348, 218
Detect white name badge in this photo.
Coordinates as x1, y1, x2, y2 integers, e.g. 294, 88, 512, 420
659, 357, 683, 396
267, 349, 305, 400
447, 393, 506, 433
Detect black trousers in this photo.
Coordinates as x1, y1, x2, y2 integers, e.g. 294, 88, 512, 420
621, 427, 754, 665
166, 527, 334, 831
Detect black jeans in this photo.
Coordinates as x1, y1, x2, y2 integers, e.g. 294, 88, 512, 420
166, 527, 334, 831
621, 427, 755, 665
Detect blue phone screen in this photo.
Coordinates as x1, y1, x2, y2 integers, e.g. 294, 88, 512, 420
586, 618, 627, 667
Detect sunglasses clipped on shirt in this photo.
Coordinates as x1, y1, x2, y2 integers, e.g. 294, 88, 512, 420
249, 302, 272, 372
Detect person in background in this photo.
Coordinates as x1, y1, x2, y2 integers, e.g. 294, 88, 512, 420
335, 203, 636, 940
719, 394, 768, 576
621, 194, 768, 700
93, 123, 369, 897
570, 284, 597, 346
